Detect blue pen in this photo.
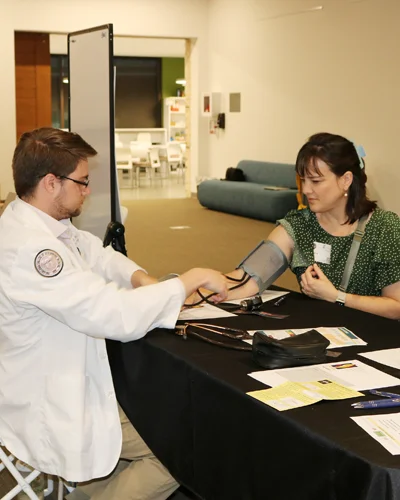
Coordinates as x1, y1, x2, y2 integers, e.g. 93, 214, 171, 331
369, 389, 400, 398
352, 398, 400, 409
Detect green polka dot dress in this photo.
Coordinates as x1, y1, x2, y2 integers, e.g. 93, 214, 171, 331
277, 208, 400, 296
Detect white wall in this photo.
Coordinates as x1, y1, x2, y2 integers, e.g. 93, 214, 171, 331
0, 0, 209, 197
205, 0, 400, 213
3, 0, 399, 211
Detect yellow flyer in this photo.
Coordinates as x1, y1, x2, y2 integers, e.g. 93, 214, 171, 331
247, 379, 362, 411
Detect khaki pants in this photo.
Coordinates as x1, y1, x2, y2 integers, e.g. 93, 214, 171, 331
67, 405, 179, 500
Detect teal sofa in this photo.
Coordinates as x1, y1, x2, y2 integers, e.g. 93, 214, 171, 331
197, 160, 298, 222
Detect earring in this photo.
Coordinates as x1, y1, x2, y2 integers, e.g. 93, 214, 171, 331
344, 191, 348, 197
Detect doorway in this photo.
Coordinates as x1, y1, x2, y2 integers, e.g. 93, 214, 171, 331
49, 33, 193, 201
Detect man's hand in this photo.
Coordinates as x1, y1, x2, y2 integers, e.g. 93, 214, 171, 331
131, 270, 159, 288
201, 270, 228, 302
300, 263, 337, 303
185, 289, 205, 306
179, 268, 228, 303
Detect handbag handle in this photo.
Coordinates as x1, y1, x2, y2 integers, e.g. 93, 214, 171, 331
339, 214, 369, 293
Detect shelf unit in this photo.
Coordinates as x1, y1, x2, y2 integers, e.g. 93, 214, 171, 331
164, 96, 186, 143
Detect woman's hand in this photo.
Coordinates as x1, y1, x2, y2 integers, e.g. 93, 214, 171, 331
300, 263, 338, 303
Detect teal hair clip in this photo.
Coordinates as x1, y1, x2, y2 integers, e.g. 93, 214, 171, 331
352, 142, 366, 170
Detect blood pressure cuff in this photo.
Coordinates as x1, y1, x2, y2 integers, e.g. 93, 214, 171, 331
237, 240, 288, 292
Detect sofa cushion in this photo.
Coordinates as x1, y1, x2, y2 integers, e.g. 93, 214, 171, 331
197, 180, 298, 222
238, 160, 297, 189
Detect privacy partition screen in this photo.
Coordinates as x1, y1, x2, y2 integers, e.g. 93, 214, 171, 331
68, 24, 121, 239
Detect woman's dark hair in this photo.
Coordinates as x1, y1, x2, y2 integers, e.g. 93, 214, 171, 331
295, 132, 377, 223
12, 127, 97, 199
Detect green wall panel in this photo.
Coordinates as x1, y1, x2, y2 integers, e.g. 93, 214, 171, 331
162, 57, 185, 102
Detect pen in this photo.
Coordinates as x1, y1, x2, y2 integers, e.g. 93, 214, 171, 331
352, 398, 400, 409
369, 389, 400, 398
273, 295, 287, 307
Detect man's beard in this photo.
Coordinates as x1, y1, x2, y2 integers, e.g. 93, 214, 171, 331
68, 206, 83, 218
54, 196, 83, 220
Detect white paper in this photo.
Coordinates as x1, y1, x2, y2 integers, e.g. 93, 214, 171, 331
222, 290, 289, 306
360, 348, 400, 370
317, 327, 367, 348
243, 326, 366, 349
351, 413, 400, 455
249, 359, 400, 391
179, 303, 236, 321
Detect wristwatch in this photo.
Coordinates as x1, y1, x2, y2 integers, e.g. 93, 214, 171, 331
336, 290, 347, 306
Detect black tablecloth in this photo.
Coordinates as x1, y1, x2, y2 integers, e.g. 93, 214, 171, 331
108, 291, 400, 500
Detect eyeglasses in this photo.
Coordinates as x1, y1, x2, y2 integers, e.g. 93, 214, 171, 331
57, 175, 90, 187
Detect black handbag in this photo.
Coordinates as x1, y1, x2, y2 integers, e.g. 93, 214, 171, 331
252, 329, 329, 369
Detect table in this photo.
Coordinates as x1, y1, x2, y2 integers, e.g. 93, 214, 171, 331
107, 292, 400, 500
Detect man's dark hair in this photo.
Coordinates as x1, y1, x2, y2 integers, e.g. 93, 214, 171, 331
12, 127, 97, 198
295, 132, 377, 224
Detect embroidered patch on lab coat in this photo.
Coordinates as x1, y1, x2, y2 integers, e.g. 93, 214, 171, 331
34, 249, 64, 277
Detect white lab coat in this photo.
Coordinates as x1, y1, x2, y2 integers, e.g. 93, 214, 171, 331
0, 198, 185, 481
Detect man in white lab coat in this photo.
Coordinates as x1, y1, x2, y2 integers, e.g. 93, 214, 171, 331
0, 127, 227, 500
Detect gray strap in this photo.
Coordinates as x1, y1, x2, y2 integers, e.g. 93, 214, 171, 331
338, 214, 369, 292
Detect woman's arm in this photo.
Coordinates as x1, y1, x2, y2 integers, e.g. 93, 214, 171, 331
345, 281, 400, 320
222, 225, 295, 300
301, 265, 400, 320
185, 226, 294, 305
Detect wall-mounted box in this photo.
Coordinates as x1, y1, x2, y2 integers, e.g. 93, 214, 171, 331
229, 92, 241, 113
201, 92, 221, 117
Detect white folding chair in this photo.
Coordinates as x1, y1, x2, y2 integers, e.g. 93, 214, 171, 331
166, 144, 184, 181
0, 445, 41, 499
130, 143, 152, 186
148, 147, 164, 180
0, 439, 74, 500
115, 145, 136, 188
1, 438, 41, 500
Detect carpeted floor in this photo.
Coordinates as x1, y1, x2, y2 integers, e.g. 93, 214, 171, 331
122, 196, 299, 292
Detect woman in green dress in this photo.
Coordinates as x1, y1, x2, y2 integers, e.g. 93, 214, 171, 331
225, 132, 400, 319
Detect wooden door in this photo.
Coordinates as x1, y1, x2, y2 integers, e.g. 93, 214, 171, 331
15, 32, 51, 141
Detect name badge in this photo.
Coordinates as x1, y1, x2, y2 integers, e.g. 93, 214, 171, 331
313, 242, 331, 264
